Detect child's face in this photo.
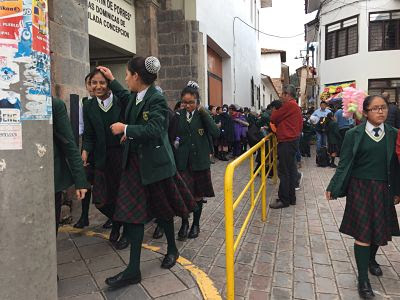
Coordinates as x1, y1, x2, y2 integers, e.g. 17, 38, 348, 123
363, 97, 388, 126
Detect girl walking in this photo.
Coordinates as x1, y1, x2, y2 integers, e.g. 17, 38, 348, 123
326, 112, 342, 168
98, 57, 196, 289
326, 95, 400, 299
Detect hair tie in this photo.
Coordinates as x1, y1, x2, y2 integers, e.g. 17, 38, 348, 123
187, 81, 199, 90
144, 56, 161, 74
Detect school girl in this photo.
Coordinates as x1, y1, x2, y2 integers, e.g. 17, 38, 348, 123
81, 69, 128, 250
98, 57, 196, 288
326, 95, 400, 299
173, 81, 220, 240
326, 112, 342, 168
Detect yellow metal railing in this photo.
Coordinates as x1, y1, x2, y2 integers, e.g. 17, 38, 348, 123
224, 133, 278, 300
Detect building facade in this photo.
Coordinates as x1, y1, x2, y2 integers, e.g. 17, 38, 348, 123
306, 0, 400, 104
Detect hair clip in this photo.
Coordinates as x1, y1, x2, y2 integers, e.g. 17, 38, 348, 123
187, 81, 200, 89
145, 56, 161, 74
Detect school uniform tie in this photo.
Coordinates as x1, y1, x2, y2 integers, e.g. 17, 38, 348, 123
372, 127, 381, 137
187, 111, 193, 123
101, 100, 105, 107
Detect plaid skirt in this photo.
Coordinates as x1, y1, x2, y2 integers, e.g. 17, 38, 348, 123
180, 168, 215, 198
328, 143, 340, 155
92, 147, 122, 207
114, 154, 197, 224
339, 177, 400, 246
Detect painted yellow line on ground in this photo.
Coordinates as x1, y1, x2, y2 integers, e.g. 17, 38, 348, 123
59, 225, 222, 300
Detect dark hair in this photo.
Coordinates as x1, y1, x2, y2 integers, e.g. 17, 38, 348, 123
127, 56, 157, 85
209, 105, 215, 111
363, 95, 388, 112
181, 85, 200, 104
216, 106, 221, 112
320, 101, 328, 105
88, 69, 110, 87
327, 112, 334, 120
270, 100, 282, 110
84, 72, 91, 83
174, 101, 182, 111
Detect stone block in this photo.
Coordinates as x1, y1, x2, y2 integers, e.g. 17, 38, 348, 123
57, 248, 81, 265
190, 20, 199, 31
57, 275, 97, 298
52, 55, 89, 87
294, 281, 315, 300
251, 274, 272, 292
78, 242, 114, 259
49, 21, 71, 57
271, 287, 291, 300
104, 283, 151, 300
158, 33, 174, 45
140, 259, 171, 279
70, 31, 89, 62
174, 32, 189, 44
315, 277, 337, 294
52, 0, 87, 32
58, 260, 90, 279
141, 273, 187, 298
165, 66, 182, 78
172, 10, 185, 21
86, 253, 124, 273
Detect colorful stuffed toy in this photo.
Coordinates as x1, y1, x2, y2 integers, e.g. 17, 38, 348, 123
342, 87, 366, 120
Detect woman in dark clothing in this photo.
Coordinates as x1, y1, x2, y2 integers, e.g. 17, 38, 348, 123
81, 69, 128, 250
326, 112, 343, 168
326, 95, 400, 299
98, 57, 196, 289
216, 106, 234, 160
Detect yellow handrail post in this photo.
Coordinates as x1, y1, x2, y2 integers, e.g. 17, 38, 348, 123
261, 141, 267, 222
250, 152, 255, 207
273, 136, 278, 184
224, 164, 235, 300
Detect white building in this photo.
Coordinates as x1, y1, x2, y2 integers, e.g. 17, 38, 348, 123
169, 0, 271, 110
305, 0, 400, 104
261, 74, 279, 109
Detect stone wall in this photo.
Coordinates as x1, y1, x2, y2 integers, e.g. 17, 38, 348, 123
157, 9, 201, 105
49, 0, 90, 105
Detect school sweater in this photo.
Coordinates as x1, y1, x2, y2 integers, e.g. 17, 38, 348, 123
99, 106, 121, 148
351, 133, 388, 181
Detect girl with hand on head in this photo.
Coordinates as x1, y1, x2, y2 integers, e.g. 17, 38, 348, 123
326, 95, 400, 299
81, 69, 128, 250
98, 56, 196, 289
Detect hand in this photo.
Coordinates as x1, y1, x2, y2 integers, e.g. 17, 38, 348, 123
110, 122, 126, 135
76, 189, 87, 201
394, 196, 400, 205
81, 150, 89, 167
325, 191, 333, 200
120, 135, 127, 144
97, 66, 115, 81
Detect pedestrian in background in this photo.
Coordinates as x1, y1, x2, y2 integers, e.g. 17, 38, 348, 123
335, 106, 354, 140
269, 85, 303, 209
216, 106, 234, 160
325, 112, 342, 168
383, 92, 400, 129
312, 101, 331, 151
326, 95, 400, 299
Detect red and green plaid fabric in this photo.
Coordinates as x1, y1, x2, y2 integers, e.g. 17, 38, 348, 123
180, 168, 215, 198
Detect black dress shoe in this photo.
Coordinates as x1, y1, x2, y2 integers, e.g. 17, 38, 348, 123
152, 225, 164, 239
115, 235, 130, 250
161, 252, 179, 269
269, 200, 289, 209
177, 222, 189, 241
358, 280, 375, 299
105, 271, 141, 289
73, 216, 89, 229
103, 219, 113, 229
188, 224, 200, 239
369, 261, 383, 276
109, 228, 120, 244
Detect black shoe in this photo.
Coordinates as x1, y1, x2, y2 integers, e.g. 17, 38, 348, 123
369, 261, 383, 276
103, 219, 113, 229
188, 224, 200, 239
152, 225, 164, 239
269, 200, 289, 209
73, 216, 89, 229
330, 163, 337, 168
177, 222, 189, 241
358, 280, 375, 299
115, 235, 129, 250
109, 227, 120, 244
290, 200, 296, 205
161, 252, 179, 269
105, 272, 141, 289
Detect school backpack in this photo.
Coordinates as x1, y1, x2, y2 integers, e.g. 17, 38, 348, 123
316, 147, 330, 167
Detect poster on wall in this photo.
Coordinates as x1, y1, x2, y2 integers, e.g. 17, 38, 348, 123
0, 106, 22, 150
0, 0, 51, 134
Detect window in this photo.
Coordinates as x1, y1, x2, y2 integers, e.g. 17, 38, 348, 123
251, 77, 255, 107
369, 10, 400, 51
325, 16, 358, 60
368, 78, 400, 103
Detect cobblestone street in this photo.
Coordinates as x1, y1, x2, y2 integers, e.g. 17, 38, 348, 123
57, 148, 400, 300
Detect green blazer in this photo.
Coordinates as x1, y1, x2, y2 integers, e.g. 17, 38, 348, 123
174, 109, 220, 171
53, 98, 89, 193
327, 123, 400, 199
109, 80, 176, 185
326, 121, 342, 146
82, 96, 124, 170
256, 111, 271, 129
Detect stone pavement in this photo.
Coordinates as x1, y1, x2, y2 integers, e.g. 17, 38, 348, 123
57, 148, 400, 299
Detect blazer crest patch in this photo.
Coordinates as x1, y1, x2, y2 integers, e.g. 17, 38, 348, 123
143, 111, 149, 121
198, 128, 204, 136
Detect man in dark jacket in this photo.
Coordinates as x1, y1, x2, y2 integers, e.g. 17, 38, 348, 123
383, 92, 400, 129
269, 85, 303, 209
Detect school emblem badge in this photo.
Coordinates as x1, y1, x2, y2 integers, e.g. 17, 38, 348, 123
198, 128, 204, 136
143, 111, 149, 121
